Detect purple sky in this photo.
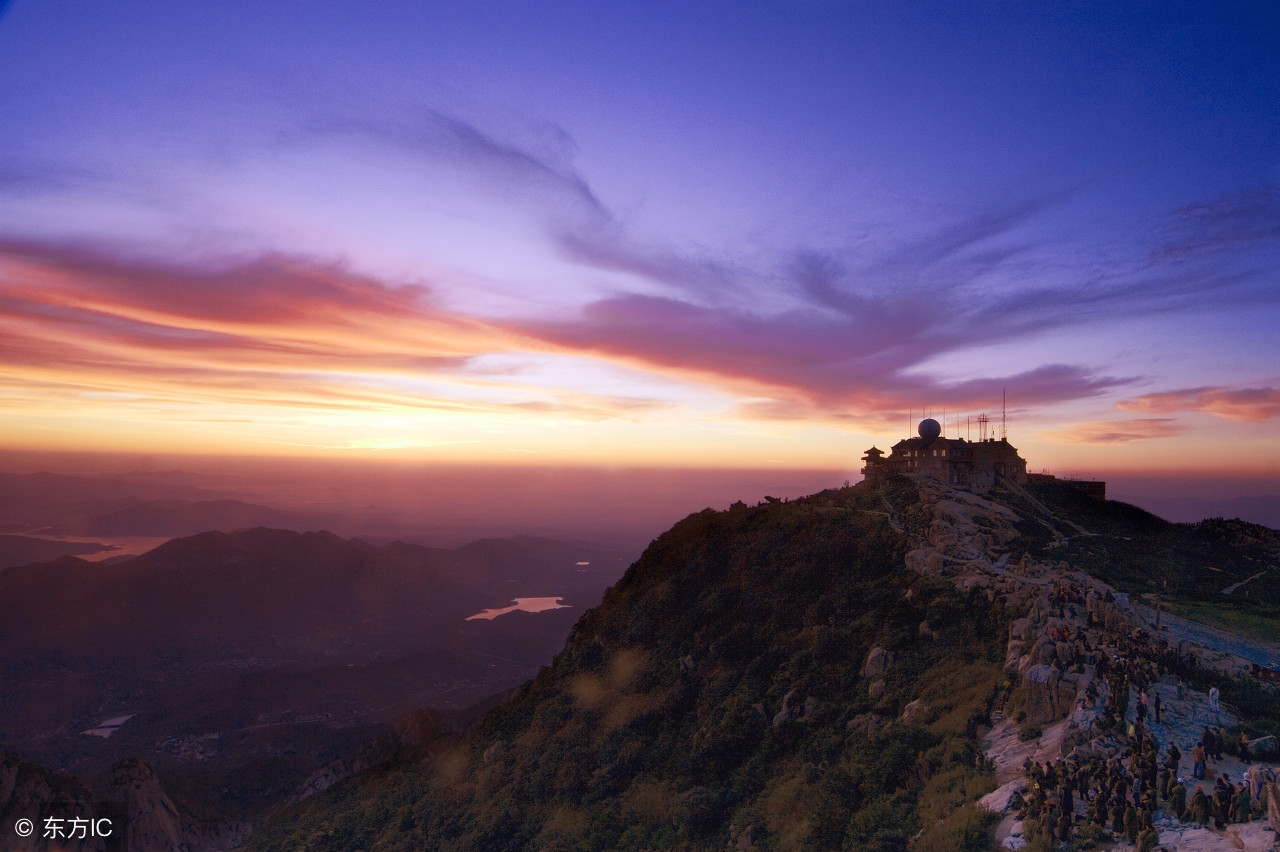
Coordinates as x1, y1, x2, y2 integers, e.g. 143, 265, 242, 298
0, 1, 1278, 476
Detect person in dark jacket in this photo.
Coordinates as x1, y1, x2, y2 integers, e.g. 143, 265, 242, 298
1169, 779, 1187, 819
1232, 781, 1252, 823
1189, 786, 1211, 825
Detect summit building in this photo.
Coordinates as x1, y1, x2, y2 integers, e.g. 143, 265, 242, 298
861, 417, 1028, 495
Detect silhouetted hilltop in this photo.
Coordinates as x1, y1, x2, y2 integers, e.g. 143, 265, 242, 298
244, 475, 1280, 852
0, 533, 108, 569
247, 480, 1013, 851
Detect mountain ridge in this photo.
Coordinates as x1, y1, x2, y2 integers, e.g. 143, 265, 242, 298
243, 473, 1280, 852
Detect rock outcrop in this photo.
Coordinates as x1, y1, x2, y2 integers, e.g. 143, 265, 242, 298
860, 647, 893, 678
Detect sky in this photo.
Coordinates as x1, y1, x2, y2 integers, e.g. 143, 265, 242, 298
1, 1, 1278, 479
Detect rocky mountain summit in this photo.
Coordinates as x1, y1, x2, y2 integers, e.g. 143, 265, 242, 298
888, 475, 1280, 850
242, 472, 1280, 852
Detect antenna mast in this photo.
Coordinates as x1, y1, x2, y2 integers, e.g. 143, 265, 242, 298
1001, 388, 1007, 441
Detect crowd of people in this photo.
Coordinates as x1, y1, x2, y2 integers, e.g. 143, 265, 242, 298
1006, 581, 1278, 849
1011, 725, 1275, 849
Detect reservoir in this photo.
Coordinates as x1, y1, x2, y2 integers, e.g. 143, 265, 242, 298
467, 597, 570, 621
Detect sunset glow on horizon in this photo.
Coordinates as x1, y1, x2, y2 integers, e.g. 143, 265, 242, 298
2, 2, 1278, 479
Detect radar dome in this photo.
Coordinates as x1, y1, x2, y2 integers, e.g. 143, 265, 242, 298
918, 418, 941, 439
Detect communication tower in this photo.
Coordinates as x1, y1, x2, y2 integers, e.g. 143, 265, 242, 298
1001, 388, 1007, 441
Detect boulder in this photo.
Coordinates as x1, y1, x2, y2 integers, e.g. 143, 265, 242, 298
1030, 638, 1057, 666
1224, 821, 1276, 852
901, 699, 930, 725
861, 647, 893, 678
905, 548, 934, 573
846, 713, 882, 735
1005, 639, 1025, 671
773, 689, 798, 728
97, 758, 182, 852
1247, 735, 1277, 759
868, 680, 886, 699
1025, 664, 1062, 724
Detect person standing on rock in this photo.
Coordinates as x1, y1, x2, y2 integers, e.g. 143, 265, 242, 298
1209, 685, 1220, 717
1189, 786, 1211, 825
1214, 778, 1232, 826
1169, 778, 1187, 819
1232, 780, 1252, 823
1039, 805, 1055, 844
1154, 691, 1161, 724
1124, 804, 1140, 843
1192, 742, 1207, 780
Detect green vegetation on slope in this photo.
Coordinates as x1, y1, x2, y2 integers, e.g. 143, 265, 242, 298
1014, 481, 1280, 638
246, 488, 1009, 852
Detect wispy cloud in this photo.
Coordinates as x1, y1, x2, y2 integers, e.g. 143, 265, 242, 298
295, 108, 610, 226
508, 176, 1280, 421
1153, 186, 1280, 261
6, 106, 1280, 437
1118, 386, 1280, 423
506, 288, 1130, 415
506, 198, 1152, 415
1043, 418, 1185, 444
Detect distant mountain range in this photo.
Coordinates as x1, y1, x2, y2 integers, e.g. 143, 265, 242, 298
0, 470, 359, 547
0, 533, 108, 567
0, 527, 636, 835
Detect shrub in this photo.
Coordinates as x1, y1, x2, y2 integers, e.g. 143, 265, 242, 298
1018, 724, 1042, 742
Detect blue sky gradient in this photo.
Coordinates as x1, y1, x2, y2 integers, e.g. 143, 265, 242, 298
1, 1, 1277, 474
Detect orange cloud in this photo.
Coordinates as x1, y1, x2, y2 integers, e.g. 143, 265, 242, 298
0, 241, 708, 465
1117, 386, 1280, 423
0, 242, 525, 411
1043, 418, 1184, 444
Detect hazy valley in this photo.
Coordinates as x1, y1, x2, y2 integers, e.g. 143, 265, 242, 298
0, 473, 640, 843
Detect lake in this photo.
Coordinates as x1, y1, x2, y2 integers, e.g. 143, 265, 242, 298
466, 597, 570, 621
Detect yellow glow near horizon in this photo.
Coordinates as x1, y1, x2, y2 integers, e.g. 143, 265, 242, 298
2, 244, 1277, 476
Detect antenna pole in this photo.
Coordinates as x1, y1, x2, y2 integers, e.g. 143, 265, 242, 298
1002, 388, 1007, 440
